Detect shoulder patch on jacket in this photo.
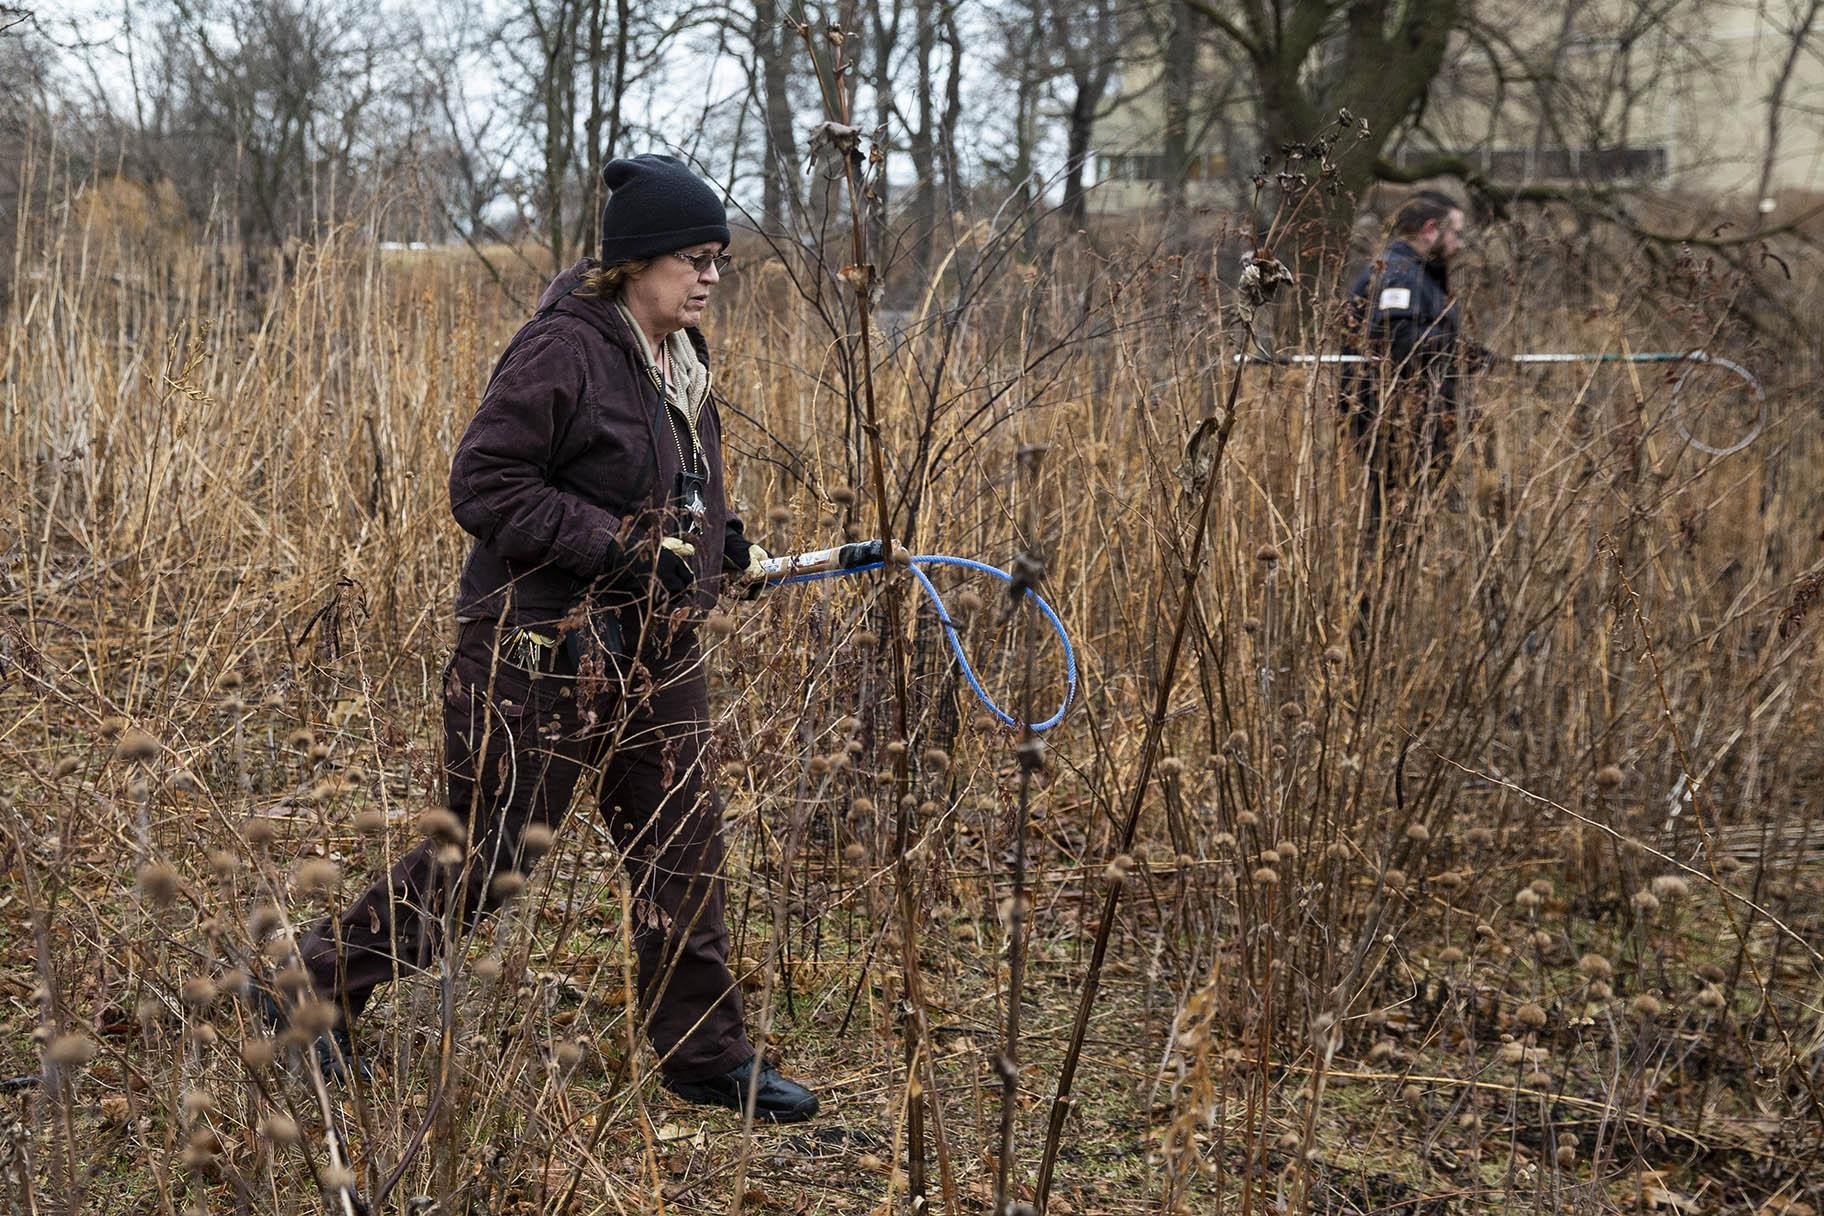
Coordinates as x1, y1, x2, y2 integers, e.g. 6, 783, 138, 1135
1377, 286, 1412, 311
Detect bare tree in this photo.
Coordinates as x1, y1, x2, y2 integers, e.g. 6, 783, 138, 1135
1055, 0, 1122, 231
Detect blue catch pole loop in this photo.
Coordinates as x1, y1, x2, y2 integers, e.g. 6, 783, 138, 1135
779, 554, 1077, 733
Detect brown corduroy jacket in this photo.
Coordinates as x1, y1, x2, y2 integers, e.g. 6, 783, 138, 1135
449, 261, 737, 633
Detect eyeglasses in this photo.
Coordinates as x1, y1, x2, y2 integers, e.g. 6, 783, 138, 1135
671, 250, 731, 275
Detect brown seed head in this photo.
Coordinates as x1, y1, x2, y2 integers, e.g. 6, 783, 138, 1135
46, 1032, 97, 1066
1466, 826, 1495, 847
1694, 985, 1726, 1010
240, 1037, 278, 1069
1630, 993, 1662, 1018
490, 870, 528, 900
1323, 645, 1346, 665
1595, 765, 1624, 791
1404, 823, 1430, 843
292, 857, 341, 898
1438, 946, 1465, 966
181, 1089, 215, 1119
418, 807, 466, 844
241, 817, 276, 848
249, 903, 284, 938
115, 729, 160, 763
259, 1112, 301, 1146
52, 756, 80, 780
1515, 1002, 1548, 1028
1649, 874, 1691, 901
137, 861, 180, 906
180, 976, 219, 1009
704, 612, 737, 637
1577, 953, 1613, 979
1632, 889, 1662, 914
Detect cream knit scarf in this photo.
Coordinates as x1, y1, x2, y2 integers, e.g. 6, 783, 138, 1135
615, 301, 710, 426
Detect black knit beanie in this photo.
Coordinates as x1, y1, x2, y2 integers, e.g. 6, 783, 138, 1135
598, 154, 731, 264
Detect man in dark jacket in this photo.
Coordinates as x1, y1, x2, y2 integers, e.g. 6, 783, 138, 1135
1340, 190, 1490, 532
286, 155, 818, 1121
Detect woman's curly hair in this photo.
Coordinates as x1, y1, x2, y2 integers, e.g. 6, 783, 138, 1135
576, 258, 650, 298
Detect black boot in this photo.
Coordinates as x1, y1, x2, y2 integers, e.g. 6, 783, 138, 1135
663, 1056, 819, 1122
250, 989, 368, 1083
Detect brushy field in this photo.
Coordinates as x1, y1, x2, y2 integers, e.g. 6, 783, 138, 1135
2, 178, 1822, 1216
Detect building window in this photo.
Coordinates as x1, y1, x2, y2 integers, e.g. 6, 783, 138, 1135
1458, 145, 1668, 183
1096, 152, 1228, 183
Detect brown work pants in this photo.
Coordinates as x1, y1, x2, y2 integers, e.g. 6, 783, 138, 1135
298, 619, 751, 1082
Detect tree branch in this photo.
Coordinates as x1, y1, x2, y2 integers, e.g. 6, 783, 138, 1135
1179, 0, 1262, 57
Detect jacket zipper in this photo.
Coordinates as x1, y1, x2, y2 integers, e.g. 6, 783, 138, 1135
646, 362, 704, 482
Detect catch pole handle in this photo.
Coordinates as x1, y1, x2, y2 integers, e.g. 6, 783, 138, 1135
758, 538, 912, 581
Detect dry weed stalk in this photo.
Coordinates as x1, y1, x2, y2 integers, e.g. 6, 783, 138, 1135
1, 118, 1821, 1216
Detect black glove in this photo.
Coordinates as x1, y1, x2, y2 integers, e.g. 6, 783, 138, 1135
722, 522, 771, 601
598, 534, 696, 601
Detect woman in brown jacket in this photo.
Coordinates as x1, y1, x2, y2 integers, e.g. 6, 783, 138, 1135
283, 154, 817, 1121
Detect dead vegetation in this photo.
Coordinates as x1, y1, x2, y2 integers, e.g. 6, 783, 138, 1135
2, 153, 1822, 1216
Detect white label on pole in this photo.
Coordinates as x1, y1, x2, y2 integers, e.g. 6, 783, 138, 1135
1377, 287, 1412, 311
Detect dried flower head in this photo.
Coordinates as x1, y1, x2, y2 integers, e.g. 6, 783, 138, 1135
1577, 953, 1613, 980
1515, 1002, 1548, 1028
1595, 765, 1624, 791
180, 976, 219, 1009
239, 1037, 278, 1069
1630, 993, 1663, 1018
137, 860, 180, 907
489, 871, 527, 901
260, 1112, 300, 1146
418, 808, 466, 844
1650, 874, 1691, 901
46, 1032, 97, 1066
115, 729, 160, 763
1632, 889, 1662, 915
241, 817, 276, 848
292, 857, 341, 898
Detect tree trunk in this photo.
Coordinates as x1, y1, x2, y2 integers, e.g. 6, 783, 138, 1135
907, 0, 936, 271
1161, 0, 1196, 214
755, 0, 799, 234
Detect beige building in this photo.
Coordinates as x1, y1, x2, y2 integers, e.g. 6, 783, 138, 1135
1087, 1, 1824, 213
